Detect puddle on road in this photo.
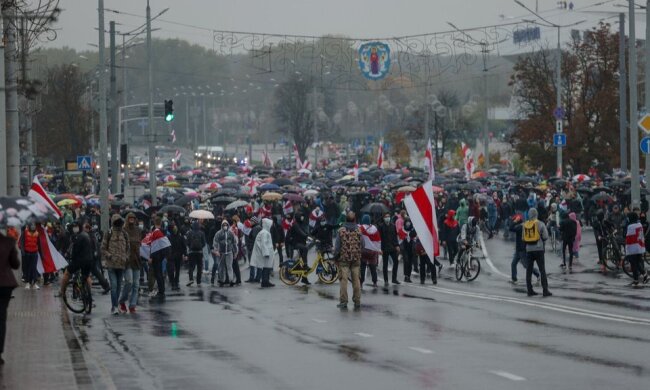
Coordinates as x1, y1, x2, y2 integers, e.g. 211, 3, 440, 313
337, 344, 367, 361
516, 318, 650, 343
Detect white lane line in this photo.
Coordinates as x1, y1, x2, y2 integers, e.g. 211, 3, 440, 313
408, 346, 434, 354
478, 232, 510, 279
489, 370, 526, 381
311, 319, 327, 323
405, 283, 650, 326
354, 332, 374, 338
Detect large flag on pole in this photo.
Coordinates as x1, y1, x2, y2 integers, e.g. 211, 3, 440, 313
425, 138, 435, 181
353, 160, 359, 182
170, 129, 176, 143
404, 181, 440, 261
461, 142, 474, 180
262, 150, 273, 167
28, 176, 62, 218
377, 138, 384, 169
293, 144, 303, 170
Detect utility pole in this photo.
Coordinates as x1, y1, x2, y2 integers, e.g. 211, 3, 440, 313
20, 17, 33, 183
202, 96, 207, 146
109, 21, 119, 194
146, 0, 157, 207
482, 45, 490, 169
645, 0, 650, 187
629, 0, 641, 208
185, 96, 190, 149
0, 13, 6, 196
121, 33, 128, 194
313, 85, 318, 169
4, 5, 19, 195
97, 0, 110, 233
555, 26, 562, 178
620, 13, 628, 171
424, 83, 429, 149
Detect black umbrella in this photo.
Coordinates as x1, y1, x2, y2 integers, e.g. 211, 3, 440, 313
360, 202, 390, 215
272, 178, 293, 186
211, 196, 237, 205
591, 193, 614, 203
122, 208, 149, 220
159, 205, 187, 214
174, 195, 195, 206
591, 186, 613, 194
623, 188, 650, 196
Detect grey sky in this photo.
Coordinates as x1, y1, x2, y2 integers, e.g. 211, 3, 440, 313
46, 0, 621, 51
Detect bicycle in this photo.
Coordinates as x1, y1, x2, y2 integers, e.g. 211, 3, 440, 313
602, 231, 633, 278
546, 222, 562, 257
279, 240, 339, 285
62, 269, 93, 314
455, 243, 481, 282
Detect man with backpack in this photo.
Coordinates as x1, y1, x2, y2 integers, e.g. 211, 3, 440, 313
185, 221, 206, 287
334, 212, 363, 309
523, 208, 552, 297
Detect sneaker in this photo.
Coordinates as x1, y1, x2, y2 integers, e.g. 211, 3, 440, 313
392, 280, 401, 285
128, 306, 137, 314
353, 303, 361, 310
527, 291, 539, 297
509, 279, 518, 285
404, 277, 412, 283
111, 307, 118, 315
119, 303, 127, 313
543, 291, 553, 297
336, 303, 348, 309
24, 284, 31, 290
186, 280, 194, 287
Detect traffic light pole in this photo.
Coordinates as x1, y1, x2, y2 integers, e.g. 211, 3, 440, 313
147, 0, 157, 207
97, 0, 110, 233
0, 13, 6, 196
629, 0, 641, 208
110, 21, 120, 194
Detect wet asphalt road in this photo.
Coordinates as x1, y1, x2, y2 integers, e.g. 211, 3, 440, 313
64, 228, 649, 390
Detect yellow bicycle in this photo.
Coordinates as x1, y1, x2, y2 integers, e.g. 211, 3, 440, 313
279, 241, 339, 285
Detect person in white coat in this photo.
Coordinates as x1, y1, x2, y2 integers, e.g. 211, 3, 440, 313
251, 218, 275, 288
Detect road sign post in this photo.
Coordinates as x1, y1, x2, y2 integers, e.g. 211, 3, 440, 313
77, 155, 93, 171
553, 133, 566, 147
640, 136, 650, 154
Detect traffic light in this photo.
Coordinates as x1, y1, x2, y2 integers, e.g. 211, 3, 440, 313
164, 99, 175, 122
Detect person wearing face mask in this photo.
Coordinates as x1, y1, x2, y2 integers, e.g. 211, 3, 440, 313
212, 220, 238, 286
118, 214, 143, 313
19, 223, 41, 290
166, 222, 186, 291
378, 212, 400, 286
59, 221, 94, 302
101, 214, 130, 314
185, 221, 206, 287
250, 218, 275, 288
398, 217, 415, 283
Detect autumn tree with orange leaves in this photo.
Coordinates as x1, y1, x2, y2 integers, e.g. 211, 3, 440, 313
510, 23, 622, 174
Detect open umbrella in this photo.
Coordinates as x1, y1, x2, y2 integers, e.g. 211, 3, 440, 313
261, 192, 282, 202
259, 183, 281, 191
572, 174, 590, 183
122, 208, 149, 220
283, 193, 304, 202
57, 198, 79, 207
189, 209, 215, 219
225, 200, 250, 211
211, 196, 237, 205
591, 193, 614, 203
201, 182, 222, 191
360, 202, 390, 215
0, 196, 52, 227
397, 185, 416, 193
272, 178, 293, 186
159, 205, 187, 214
304, 189, 319, 197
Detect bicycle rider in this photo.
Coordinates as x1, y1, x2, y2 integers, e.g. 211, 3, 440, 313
58, 221, 94, 298
546, 203, 560, 242
457, 216, 479, 262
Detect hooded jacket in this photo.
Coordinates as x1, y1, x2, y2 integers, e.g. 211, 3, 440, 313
455, 199, 469, 226
123, 212, 143, 269
101, 214, 130, 269
213, 221, 238, 255
525, 208, 549, 253
250, 218, 274, 269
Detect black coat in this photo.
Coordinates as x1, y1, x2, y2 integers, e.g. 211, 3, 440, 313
378, 222, 399, 253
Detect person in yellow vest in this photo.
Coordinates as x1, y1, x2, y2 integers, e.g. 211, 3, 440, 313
19, 223, 42, 290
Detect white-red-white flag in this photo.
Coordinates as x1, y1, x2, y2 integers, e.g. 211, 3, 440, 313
354, 160, 359, 182
404, 181, 440, 260
425, 138, 435, 181
170, 129, 176, 143
461, 142, 474, 180
36, 225, 68, 273
293, 144, 303, 170
28, 176, 62, 218
377, 138, 384, 169
262, 150, 272, 167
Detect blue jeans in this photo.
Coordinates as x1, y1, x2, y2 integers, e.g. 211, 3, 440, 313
107, 268, 124, 309
119, 268, 140, 308
511, 250, 539, 281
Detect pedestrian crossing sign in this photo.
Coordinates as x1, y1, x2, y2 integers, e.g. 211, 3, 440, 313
77, 155, 92, 171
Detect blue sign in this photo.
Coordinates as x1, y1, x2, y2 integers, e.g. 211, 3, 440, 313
553, 107, 565, 120
513, 27, 541, 44
553, 134, 566, 147
358, 42, 391, 81
77, 155, 93, 170
641, 137, 650, 154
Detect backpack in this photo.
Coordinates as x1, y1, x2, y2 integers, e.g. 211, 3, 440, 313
188, 231, 203, 251
338, 227, 362, 263
523, 220, 540, 244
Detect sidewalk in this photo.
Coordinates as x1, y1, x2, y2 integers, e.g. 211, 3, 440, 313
0, 282, 92, 390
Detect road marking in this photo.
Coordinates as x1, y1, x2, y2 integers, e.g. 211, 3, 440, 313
408, 346, 434, 354
406, 283, 650, 326
354, 332, 374, 338
478, 232, 510, 279
489, 370, 526, 381
311, 318, 327, 323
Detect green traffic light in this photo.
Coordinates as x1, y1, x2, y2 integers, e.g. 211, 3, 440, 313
165, 113, 175, 122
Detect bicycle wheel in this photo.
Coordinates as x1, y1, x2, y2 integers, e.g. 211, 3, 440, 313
622, 257, 634, 278
63, 279, 87, 314
279, 265, 301, 285
603, 243, 619, 271
455, 259, 464, 281
465, 257, 481, 281
83, 284, 93, 314
644, 252, 650, 266
317, 260, 339, 284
